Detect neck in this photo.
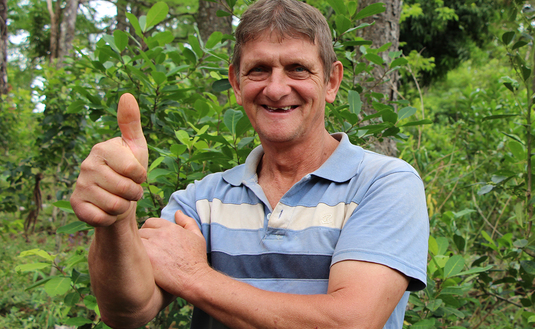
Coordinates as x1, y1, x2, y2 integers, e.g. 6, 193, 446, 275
258, 130, 339, 193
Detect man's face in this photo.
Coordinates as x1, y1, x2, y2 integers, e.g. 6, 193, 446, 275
229, 31, 341, 146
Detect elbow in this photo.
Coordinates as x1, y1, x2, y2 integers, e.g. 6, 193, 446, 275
100, 309, 155, 329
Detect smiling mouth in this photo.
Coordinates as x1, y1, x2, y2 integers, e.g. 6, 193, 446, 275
263, 105, 298, 112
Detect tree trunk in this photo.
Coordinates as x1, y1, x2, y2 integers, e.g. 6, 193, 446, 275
356, 0, 401, 157
58, 0, 79, 64
116, 0, 128, 32
196, 0, 232, 42
46, 0, 60, 61
0, 0, 8, 95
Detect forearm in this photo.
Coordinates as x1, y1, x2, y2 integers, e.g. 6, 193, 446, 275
182, 265, 400, 329
88, 204, 165, 328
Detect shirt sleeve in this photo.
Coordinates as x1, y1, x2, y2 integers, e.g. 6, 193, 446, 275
331, 170, 429, 291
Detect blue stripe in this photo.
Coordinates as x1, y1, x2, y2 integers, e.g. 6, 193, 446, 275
211, 252, 332, 279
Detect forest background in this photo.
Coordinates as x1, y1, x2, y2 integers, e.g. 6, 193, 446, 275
1, 0, 535, 328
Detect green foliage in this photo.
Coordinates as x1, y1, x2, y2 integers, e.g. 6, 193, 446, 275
398, 1, 535, 323
400, 0, 499, 85
2, 0, 423, 328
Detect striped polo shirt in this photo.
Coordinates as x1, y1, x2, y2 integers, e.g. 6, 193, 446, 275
161, 132, 429, 328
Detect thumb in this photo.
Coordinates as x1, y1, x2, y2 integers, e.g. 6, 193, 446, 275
175, 210, 203, 238
117, 93, 148, 169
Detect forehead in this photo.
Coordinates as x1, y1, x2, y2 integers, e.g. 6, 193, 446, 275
239, 31, 321, 68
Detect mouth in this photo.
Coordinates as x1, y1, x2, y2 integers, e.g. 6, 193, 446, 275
263, 105, 298, 112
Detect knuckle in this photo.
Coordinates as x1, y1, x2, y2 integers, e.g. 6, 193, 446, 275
105, 197, 130, 216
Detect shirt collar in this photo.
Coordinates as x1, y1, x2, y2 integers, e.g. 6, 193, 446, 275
222, 133, 364, 186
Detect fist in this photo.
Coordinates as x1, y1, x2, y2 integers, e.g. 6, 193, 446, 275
70, 93, 148, 227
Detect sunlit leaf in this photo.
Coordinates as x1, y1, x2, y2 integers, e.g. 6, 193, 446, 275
57, 221, 92, 234
44, 277, 72, 297
224, 109, 244, 135
444, 255, 465, 278
144, 2, 169, 32
355, 2, 386, 20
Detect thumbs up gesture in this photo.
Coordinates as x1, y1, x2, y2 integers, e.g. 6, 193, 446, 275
71, 94, 148, 227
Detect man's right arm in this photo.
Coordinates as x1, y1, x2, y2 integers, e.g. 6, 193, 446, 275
70, 93, 170, 328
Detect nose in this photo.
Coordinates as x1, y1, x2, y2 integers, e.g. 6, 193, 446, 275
263, 69, 291, 101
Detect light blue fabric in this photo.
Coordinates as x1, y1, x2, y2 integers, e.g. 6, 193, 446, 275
161, 133, 429, 329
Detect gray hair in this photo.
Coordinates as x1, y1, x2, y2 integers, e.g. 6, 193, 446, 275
232, 0, 337, 81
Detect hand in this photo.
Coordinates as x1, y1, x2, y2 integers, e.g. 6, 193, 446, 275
70, 93, 149, 227
139, 210, 209, 297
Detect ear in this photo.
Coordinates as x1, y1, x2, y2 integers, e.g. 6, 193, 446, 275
325, 61, 343, 104
228, 64, 243, 106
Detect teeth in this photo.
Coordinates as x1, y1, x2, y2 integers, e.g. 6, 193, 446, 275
266, 106, 292, 111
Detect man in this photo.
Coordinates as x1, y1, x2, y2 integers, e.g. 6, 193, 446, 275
70, 0, 429, 328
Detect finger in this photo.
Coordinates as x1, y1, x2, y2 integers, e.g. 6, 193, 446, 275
80, 150, 144, 199
117, 93, 148, 169
70, 192, 128, 227
73, 180, 133, 217
89, 139, 147, 185
174, 210, 203, 238
140, 217, 173, 230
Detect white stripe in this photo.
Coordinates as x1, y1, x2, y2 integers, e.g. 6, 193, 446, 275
196, 199, 359, 231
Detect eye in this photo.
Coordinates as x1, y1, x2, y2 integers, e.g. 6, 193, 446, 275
289, 65, 310, 79
246, 66, 269, 81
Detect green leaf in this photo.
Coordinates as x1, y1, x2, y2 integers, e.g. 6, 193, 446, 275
522, 65, 532, 81
57, 221, 92, 234
436, 236, 449, 255
84, 295, 98, 311
66, 100, 86, 114
326, 0, 347, 15
65, 317, 94, 326
15, 262, 51, 273
381, 110, 397, 124
150, 31, 175, 46
398, 106, 416, 120
188, 34, 204, 58
182, 47, 198, 64
453, 209, 476, 218
224, 109, 244, 135
144, 2, 169, 32
216, 10, 232, 17
175, 130, 191, 147
53, 200, 75, 214
335, 15, 352, 35
513, 40, 529, 50
113, 30, 129, 52
364, 53, 384, 65
151, 71, 167, 85
348, 90, 362, 115
426, 298, 442, 311
502, 31, 515, 45
444, 255, 465, 278
18, 249, 55, 262
429, 236, 439, 256
455, 265, 493, 277
355, 2, 386, 20
508, 140, 525, 160
410, 318, 436, 329
478, 184, 494, 195
126, 13, 143, 38
64, 292, 79, 306
213, 79, 232, 92
148, 168, 172, 181
390, 57, 408, 68
206, 31, 223, 49
44, 277, 72, 297
521, 260, 535, 275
